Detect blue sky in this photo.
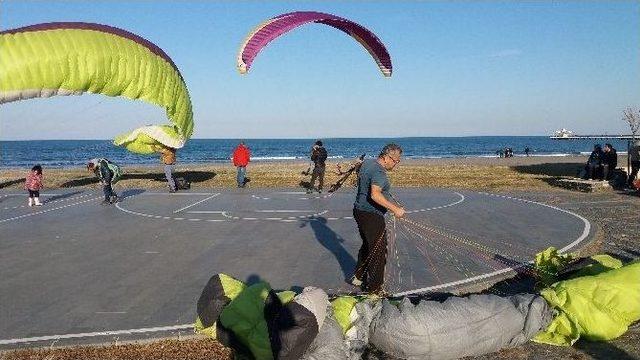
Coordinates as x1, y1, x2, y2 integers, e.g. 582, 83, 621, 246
1, 1, 638, 139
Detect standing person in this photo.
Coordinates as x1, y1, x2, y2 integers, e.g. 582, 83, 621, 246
155, 145, 177, 193
524, 147, 530, 157
586, 144, 604, 180
629, 140, 640, 188
87, 158, 120, 205
349, 144, 405, 294
25, 164, 44, 206
308, 140, 328, 193
601, 143, 617, 181
232, 141, 251, 188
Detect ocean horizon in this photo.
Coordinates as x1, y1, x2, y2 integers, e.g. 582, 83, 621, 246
0, 136, 631, 169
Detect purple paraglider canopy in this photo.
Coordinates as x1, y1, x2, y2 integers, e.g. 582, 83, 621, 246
237, 11, 392, 77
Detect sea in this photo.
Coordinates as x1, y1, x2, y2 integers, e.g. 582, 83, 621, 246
0, 137, 632, 169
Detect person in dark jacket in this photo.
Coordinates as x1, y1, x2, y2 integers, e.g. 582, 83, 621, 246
87, 158, 118, 205
308, 140, 328, 193
232, 141, 251, 188
586, 144, 604, 180
601, 143, 617, 181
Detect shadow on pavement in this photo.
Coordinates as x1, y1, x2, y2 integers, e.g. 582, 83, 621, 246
512, 162, 583, 177
299, 217, 356, 281
0, 178, 25, 189
60, 171, 217, 188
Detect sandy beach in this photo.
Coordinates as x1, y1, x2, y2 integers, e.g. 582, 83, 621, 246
3, 155, 624, 192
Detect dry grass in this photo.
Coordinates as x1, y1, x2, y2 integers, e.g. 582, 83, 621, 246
1, 338, 232, 360
0, 161, 573, 192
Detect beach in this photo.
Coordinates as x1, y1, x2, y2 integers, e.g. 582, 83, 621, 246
2, 155, 623, 192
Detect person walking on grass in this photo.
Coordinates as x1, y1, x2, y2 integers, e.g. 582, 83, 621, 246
155, 145, 177, 193
25, 164, 44, 206
87, 158, 120, 205
232, 141, 251, 188
349, 143, 405, 294
308, 140, 328, 194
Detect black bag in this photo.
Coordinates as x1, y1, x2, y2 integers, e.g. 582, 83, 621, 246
174, 177, 191, 190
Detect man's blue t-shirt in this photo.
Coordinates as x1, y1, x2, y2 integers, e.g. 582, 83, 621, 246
354, 158, 391, 215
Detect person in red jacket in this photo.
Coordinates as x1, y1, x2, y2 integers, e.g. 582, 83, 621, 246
232, 141, 251, 188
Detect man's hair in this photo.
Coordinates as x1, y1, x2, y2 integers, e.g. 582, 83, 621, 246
604, 143, 612, 149
379, 143, 403, 158
315, 140, 323, 146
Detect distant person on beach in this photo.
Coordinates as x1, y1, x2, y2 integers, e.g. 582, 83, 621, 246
524, 147, 530, 157
601, 143, 617, 181
505, 147, 514, 158
154, 145, 177, 193
628, 140, 640, 188
497, 149, 504, 158
349, 143, 405, 294
308, 140, 328, 193
25, 164, 44, 207
232, 141, 251, 188
586, 144, 604, 180
87, 158, 120, 205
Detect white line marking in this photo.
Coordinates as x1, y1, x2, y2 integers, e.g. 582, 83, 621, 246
275, 191, 307, 194
255, 209, 320, 213
144, 251, 159, 254
393, 191, 592, 297
405, 192, 465, 213
0, 324, 193, 345
0, 197, 101, 224
141, 192, 221, 196
186, 211, 226, 214
173, 193, 220, 213
0, 193, 63, 197
95, 311, 127, 314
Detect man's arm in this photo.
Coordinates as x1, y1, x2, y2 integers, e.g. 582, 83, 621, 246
370, 184, 405, 218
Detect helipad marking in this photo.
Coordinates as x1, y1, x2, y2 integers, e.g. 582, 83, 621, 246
0, 324, 193, 345
116, 190, 465, 222
173, 193, 220, 213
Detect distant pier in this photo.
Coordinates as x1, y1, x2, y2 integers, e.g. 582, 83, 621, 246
550, 134, 634, 140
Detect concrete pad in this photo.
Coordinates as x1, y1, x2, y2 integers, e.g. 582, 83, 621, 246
0, 187, 593, 348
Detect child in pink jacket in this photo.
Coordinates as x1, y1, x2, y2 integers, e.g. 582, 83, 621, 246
25, 165, 44, 206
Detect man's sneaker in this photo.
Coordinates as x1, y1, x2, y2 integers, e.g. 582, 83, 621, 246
100, 200, 111, 206
349, 276, 363, 287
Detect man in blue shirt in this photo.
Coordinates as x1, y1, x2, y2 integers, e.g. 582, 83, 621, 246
350, 143, 405, 293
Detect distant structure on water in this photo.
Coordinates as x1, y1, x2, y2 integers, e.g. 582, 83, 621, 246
550, 128, 633, 140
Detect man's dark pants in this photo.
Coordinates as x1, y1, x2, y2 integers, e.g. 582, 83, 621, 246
353, 207, 387, 292
310, 164, 325, 190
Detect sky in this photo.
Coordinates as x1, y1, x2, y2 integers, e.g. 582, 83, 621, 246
1, 1, 638, 140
